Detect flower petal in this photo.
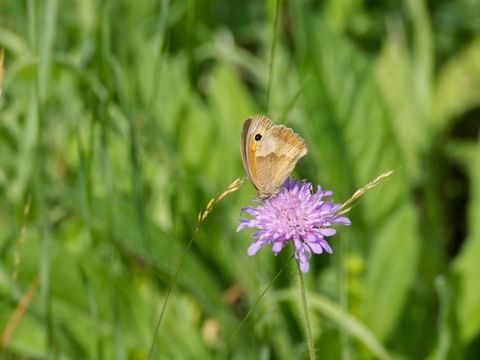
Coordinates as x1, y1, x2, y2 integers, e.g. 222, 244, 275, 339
331, 203, 342, 212
320, 228, 336, 236
247, 240, 265, 256
236, 223, 247, 232
308, 242, 323, 254
238, 177, 349, 261
293, 235, 303, 251
240, 206, 254, 214
334, 216, 351, 225
272, 241, 284, 253
294, 247, 312, 273
320, 239, 333, 254
250, 230, 266, 238
299, 259, 310, 272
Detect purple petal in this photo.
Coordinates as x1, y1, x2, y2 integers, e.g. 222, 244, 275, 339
320, 239, 333, 254
334, 216, 351, 225
237, 176, 348, 263
250, 230, 266, 238
281, 177, 292, 189
331, 203, 342, 212
304, 233, 319, 244
240, 206, 254, 214
303, 244, 312, 259
236, 223, 249, 232
292, 236, 303, 251
247, 240, 264, 256
318, 202, 333, 213
294, 245, 312, 273
308, 242, 323, 254
320, 228, 336, 236
272, 241, 284, 253
299, 259, 310, 273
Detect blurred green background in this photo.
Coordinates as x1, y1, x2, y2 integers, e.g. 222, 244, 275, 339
1, 0, 480, 359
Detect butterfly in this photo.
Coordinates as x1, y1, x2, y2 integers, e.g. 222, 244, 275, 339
241, 115, 307, 198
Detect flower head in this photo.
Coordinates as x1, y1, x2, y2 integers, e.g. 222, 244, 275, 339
237, 178, 351, 272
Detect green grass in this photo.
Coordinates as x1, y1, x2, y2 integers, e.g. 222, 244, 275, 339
1, 0, 480, 359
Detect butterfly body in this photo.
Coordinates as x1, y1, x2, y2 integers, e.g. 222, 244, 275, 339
241, 115, 307, 198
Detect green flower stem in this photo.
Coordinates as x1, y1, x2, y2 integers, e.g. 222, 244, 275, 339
338, 236, 350, 360
296, 259, 316, 360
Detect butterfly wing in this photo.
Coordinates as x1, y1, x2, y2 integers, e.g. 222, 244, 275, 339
255, 123, 307, 197
240, 117, 253, 184
241, 115, 307, 198
241, 116, 274, 187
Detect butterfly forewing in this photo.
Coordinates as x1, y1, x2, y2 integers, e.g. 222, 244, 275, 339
240, 115, 307, 198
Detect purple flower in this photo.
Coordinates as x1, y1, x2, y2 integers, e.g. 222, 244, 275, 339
237, 178, 351, 272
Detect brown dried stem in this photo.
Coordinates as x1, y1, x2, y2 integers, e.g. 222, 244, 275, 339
338, 170, 394, 214
1, 276, 39, 350
148, 177, 245, 359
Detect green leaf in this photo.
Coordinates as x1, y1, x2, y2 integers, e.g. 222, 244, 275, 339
453, 138, 480, 341
427, 276, 461, 360
375, 28, 427, 179
275, 289, 392, 360
433, 40, 480, 131
293, 18, 421, 340
363, 204, 420, 338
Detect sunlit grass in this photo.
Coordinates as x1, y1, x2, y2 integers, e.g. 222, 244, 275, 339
0, 0, 479, 359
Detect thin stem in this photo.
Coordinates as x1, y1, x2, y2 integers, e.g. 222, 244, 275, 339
148, 0, 170, 112
225, 255, 294, 351
296, 259, 315, 360
338, 237, 350, 360
148, 178, 244, 359
266, 0, 281, 112
148, 232, 195, 359
338, 170, 393, 214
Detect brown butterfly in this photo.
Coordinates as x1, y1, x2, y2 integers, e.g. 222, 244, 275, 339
241, 115, 307, 199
